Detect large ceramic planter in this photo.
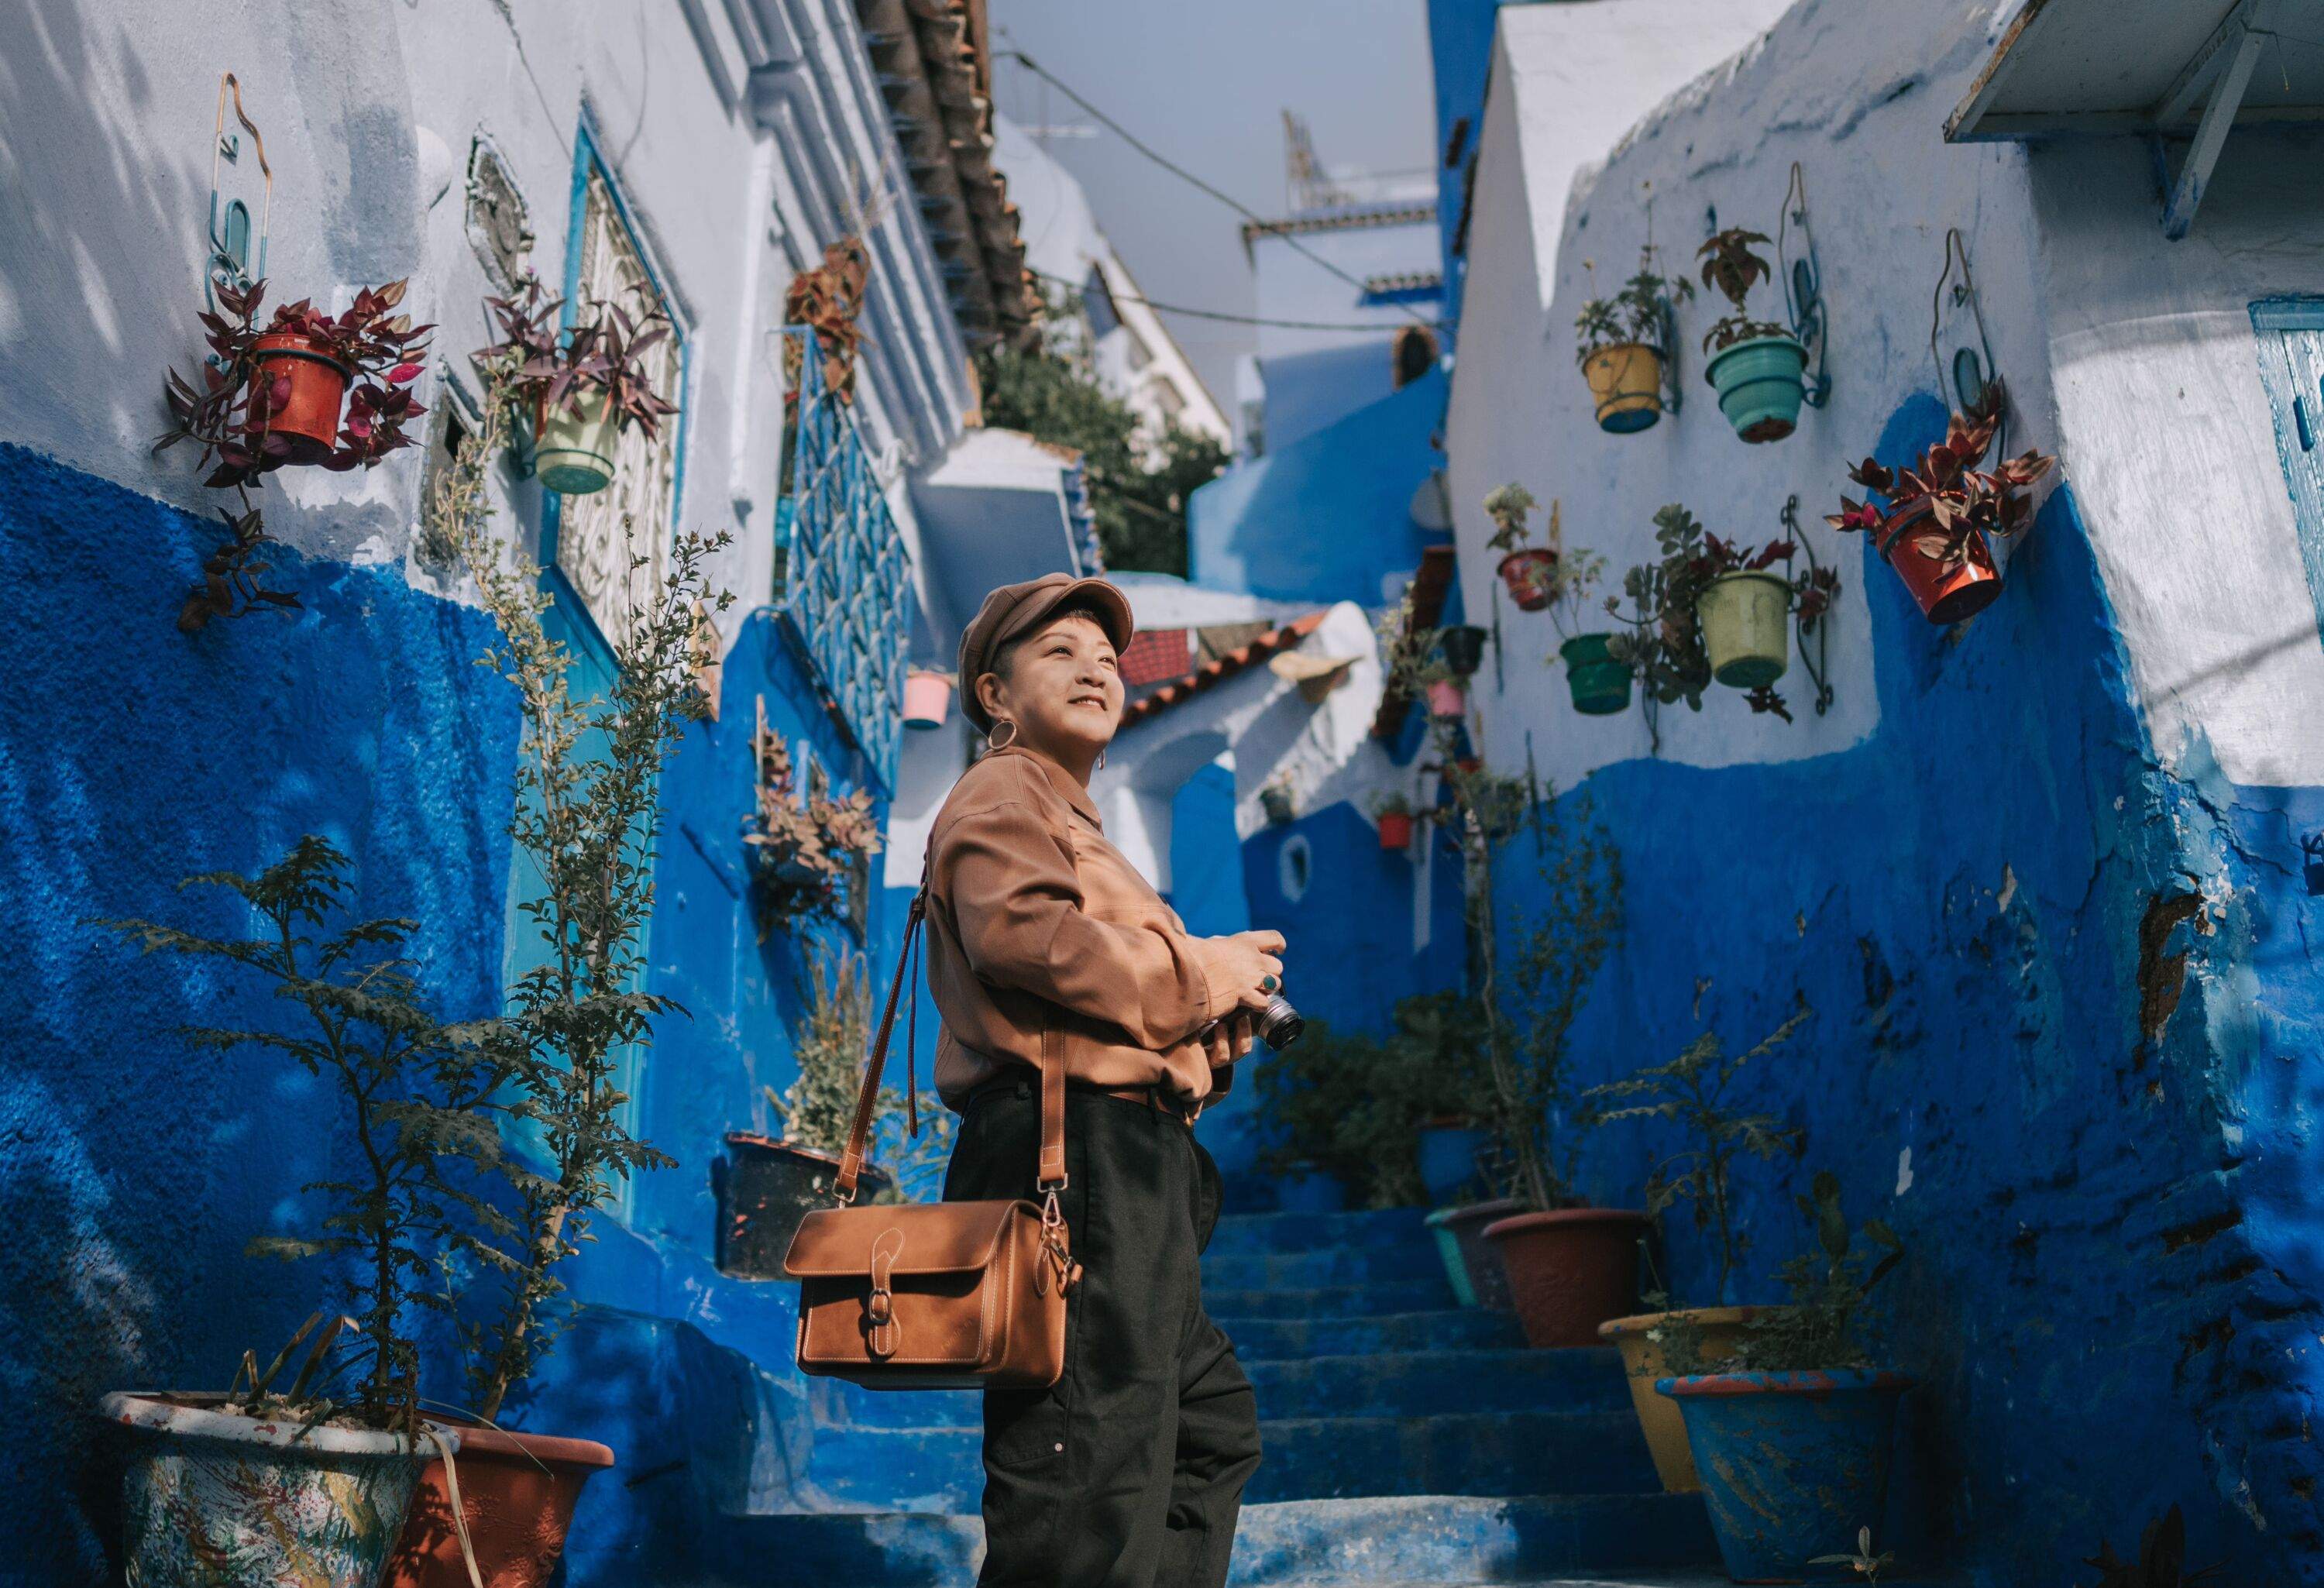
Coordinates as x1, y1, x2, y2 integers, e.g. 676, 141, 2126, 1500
1377, 811, 1414, 851
1704, 333, 1810, 443
1436, 1197, 1523, 1310
1497, 548, 1560, 611
1582, 342, 1665, 434
1658, 1370, 1914, 1583
1415, 1121, 1491, 1206
250, 332, 350, 465
1878, 499, 2003, 625
1277, 1163, 1346, 1215
1697, 572, 1791, 689
1439, 624, 1488, 678
1482, 1208, 1649, 1348
1425, 679, 1467, 721
1559, 632, 1631, 716
386, 1421, 614, 1588
101, 1391, 440, 1588
533, 397, 621, 495
719, 1134, 890, 1279
1598, 1307, 1759, 1493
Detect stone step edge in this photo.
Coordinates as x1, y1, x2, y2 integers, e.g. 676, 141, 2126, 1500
819, 1408, 1642, 1439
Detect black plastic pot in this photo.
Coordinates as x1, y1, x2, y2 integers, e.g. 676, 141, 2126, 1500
1439, 624, 1489, 678
717, 1133, 892, 1279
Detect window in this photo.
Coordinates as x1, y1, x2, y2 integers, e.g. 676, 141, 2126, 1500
465, 136, 533, 291
2251, 298, 2324, 641
552, 161, 685, 655
1083, 263, 1120, 340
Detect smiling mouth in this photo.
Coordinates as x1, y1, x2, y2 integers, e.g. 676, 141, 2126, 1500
1068, 696, 1107, 709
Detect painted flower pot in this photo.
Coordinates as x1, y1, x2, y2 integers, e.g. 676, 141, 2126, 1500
1559, 632, 1632, 715
101, 1391, 440, 1588
1657, 1370, 1914, 1583
1440, 624, 1489, 678
1598, 1307, 1761, 1493
1437, 1197, 1523, 1310
1879, 499, 2003, 624
1497, 548, 1561, 611
902, 671, 951, 731
1415, 1121, 1492, 1206
1277, 1163, 1347, 1215
1481, 1208, 1649, 1348
719, 1134, 890, 1279
1582, 342, 1665, 434
1704, 332, 1810, 444
250, 332, 351, 465
533, 397, 621, 495
386, 1421, 614, 1588
1377, 811, 1415, 850
1425, 679, 1467, 720
1697, 571, 1792, 689
1423, 1208, 1480, 1308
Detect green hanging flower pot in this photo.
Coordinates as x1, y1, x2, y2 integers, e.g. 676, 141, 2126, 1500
1696, 572, 1791, 689
1559, 632, 1632, 715
1703, 332, 1809, 444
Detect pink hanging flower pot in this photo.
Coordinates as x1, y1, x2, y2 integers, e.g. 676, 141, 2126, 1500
1426, 679, 1467, 720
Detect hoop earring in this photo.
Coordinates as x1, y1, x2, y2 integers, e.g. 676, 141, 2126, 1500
987, 719, 1019, 751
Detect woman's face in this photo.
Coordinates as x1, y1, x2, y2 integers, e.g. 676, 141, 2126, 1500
979, 612, 1122, 768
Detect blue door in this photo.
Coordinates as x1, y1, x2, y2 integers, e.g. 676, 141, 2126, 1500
2250, 297, 2324, 647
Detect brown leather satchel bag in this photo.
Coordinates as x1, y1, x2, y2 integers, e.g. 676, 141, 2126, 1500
784, 889, 1078, 1390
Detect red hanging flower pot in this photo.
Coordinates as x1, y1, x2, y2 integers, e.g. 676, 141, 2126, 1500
1878, 499, 2003, 625
1377, 811, 1414, 850
1497, 548, 1560, 612
249, 331, 352, 466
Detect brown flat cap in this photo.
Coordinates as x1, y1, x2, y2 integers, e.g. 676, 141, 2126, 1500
957, 574, 1134, 731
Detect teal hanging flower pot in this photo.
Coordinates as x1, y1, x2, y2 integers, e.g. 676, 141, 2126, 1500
1559, 632, 1632, 715
1704, 333, 1809, 444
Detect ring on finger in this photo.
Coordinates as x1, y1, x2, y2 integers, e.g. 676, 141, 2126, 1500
1260, 974, 1280, 993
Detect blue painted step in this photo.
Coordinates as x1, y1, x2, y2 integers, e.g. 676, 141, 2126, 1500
1205, 1276, 1455, 1318
1245, 1348, 1631, 1418
1203, 1207, 1434, 1253
1222, 1308, 1525, 1359
1246, 1411, 1659, 1502
707, 1493, 1717, 1584
1202, 1239, 1449, 1289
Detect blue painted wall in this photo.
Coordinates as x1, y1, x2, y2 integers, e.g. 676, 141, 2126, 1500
1471, 396, 2324, 1582
1427, 0, 1511, 330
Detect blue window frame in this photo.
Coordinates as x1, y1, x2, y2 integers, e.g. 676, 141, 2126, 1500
2250, 297, 2324, 648
776, 325, 910, 791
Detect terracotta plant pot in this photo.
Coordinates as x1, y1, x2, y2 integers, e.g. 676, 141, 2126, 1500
1435, 1197, 1523, 1310
719, 1134, 890, 1279
1704, 332, 1810, 443
1696, 571, 1792, 689
1497, 548, 1560, 611
1598, 1306, 1760, 1493
1377, 811, 1414, 850
1439, 624, 1488, 678
1481, 1208, 1649, 1347
1582, 342, 1665, 434
534, 396, 621, 495
101, 1392, 438, 1588
1659, 1370, 1914, 1583
1425, 679, 1467, 720
386, 1421, 614, 1588
902, 671, 951, 731
250, 332, 351, 465
1559, 632, 1631, 715
1879, 498, 2003, 624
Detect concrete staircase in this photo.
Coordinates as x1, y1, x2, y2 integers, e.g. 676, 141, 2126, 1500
715, 1206, 1723, 1585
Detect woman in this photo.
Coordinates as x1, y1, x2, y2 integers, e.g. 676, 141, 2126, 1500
928, 572, 1284, 1588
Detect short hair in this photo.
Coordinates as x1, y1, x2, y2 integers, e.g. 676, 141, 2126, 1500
985, 596, 1116, 686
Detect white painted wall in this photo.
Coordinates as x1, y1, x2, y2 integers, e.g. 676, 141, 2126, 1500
1445, 0, 2324, 793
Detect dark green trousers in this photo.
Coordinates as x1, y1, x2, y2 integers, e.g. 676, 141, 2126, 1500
944, 1080, 1261, 1588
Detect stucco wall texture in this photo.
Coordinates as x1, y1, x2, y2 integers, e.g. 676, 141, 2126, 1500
1442, 0, 2324, 1579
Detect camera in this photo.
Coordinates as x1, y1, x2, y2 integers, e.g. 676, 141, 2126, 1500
1257, 992, 1305, 1050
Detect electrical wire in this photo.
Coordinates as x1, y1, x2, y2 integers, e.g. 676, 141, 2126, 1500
996, 50, 1439, 330
1026, 266, 1439, 333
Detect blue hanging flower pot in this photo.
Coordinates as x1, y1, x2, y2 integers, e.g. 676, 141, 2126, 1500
1704, 332, 1810, 444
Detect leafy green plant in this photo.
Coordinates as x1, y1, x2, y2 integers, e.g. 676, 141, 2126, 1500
764, 947, 954, 1203
1486, 486, 1606, 639
1736, 1170, 1903, 1372
1697, 228, 1791, 355
1583, 1002, 1808, 1302
1483, 483, 1544, 555
1810, 1525, 1895, 1586
99, 837, 500, 1436
1574, 240, 1694, 366
1370, 790, 1416, 820
744, 709, 883, 937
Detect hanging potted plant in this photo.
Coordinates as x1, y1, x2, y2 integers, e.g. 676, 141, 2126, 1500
1260, 769, 1299, 827
1828, 390, 2056, 625
1698, 228, 1810, 444
1485, 482, 1559, 611
1424, 665, 1467, 723
1583, 1003, 1810, 1493
1439, 623, 1489, 678
1659, 1172, 1911, 1583
480, 274, 678, 496
96, 839, 486, 1588
742, 705, 885, 940
1487, 488, 1628, 716
1371, 790, 1418, 851
1574, 242, 1692, 434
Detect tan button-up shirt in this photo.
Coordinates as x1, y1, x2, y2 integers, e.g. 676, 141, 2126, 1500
926, 745, 1242, 1109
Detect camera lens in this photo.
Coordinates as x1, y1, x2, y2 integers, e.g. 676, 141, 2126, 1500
1257, 993, 1305, 1050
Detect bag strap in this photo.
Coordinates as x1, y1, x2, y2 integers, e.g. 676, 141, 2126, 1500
832, 879, 1067, 1203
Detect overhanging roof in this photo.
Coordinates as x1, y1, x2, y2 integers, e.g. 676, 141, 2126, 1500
1948, 0, 2324, 235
